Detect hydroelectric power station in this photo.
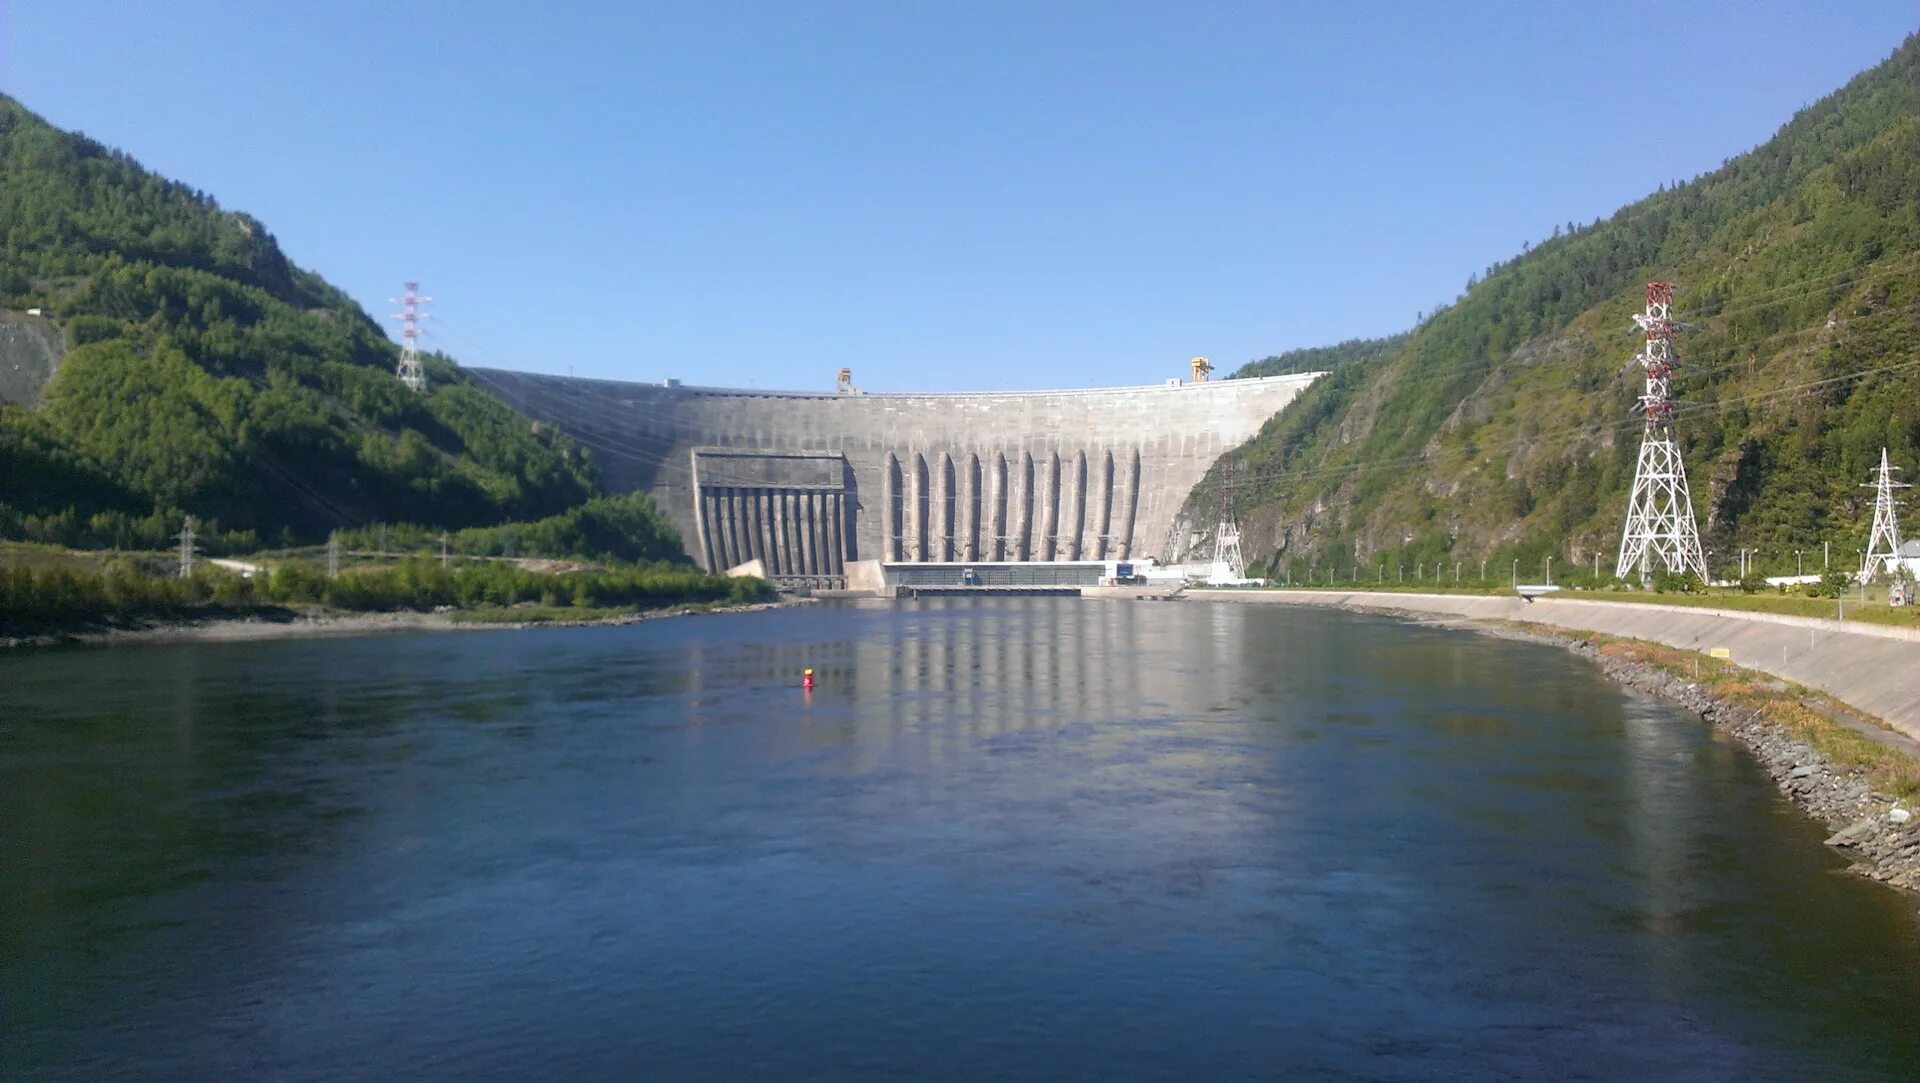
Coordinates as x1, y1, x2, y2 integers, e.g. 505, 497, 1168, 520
472, 366, 1322, 585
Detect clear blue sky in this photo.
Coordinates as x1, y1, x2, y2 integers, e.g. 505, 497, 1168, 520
4, 3, 1915, 391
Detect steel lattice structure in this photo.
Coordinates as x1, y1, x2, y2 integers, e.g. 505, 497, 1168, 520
1210, 521, 1245, 581
1616, 282, 1708, 583
1209, 455, 1247, 581
1859, 447, 1909, 582
390, 281, 430, 394
177, 517, 197, 579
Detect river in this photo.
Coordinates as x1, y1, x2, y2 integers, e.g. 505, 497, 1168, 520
5, 599, 1918, 1079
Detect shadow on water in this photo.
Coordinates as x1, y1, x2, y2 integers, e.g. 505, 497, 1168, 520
4, 599, 1919, 1080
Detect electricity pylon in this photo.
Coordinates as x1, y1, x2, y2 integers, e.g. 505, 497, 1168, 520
390, 281, 430, 393
1616, 281, 1708, 583
177, 517, 198, 579
1209, 457, 1247, 581
1859, 447, 1908, 583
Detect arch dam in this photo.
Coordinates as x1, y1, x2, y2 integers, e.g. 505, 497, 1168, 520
471, 369, 1323, 580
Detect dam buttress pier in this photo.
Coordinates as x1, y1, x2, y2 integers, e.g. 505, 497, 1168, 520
473, 369, 1322, 583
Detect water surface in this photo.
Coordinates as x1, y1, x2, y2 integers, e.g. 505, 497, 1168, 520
5, 600, 1918, 1079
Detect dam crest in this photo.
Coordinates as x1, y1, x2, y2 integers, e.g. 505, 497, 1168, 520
473, 369, 1323, 580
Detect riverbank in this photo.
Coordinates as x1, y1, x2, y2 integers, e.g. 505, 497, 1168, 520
0, 598, 797, 650
1185, 589, 1920, 739
1186, 589, 1920, 894
1550, 629, 1920, 892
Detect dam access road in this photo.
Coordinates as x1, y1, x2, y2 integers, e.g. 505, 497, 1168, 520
1184, 589, 1920, 742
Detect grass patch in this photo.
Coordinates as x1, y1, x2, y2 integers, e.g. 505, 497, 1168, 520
448, 604, 640, 625
446, 599, 748, 625
1571, 590, 1920, 628
1266, 582, 1500, 596
1262, 580, 1920, 627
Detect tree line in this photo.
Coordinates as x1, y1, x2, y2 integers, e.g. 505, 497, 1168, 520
1205, 34, 1920, 579
1, 94, 638, 557
0, 557, 769, 632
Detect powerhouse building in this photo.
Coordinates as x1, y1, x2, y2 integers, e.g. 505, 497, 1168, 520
472, 368, 1322, 581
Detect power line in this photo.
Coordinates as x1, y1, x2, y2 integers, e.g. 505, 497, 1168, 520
1365, 288, 1914, 425
431, 268, 1917, 538
1217, 297, 1920, 494
439, 248, 1914, 441
1683, 251, 1920, 323
1215, 353, 1920, 495
457, 322, 1920, 509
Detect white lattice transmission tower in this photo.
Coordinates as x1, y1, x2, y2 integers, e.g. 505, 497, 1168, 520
1209, 457, 1247, 581
177, 516, 198, 579
1859, 447, 1908, 582
1616, 281, 1708, 583
389, 281, 431, 393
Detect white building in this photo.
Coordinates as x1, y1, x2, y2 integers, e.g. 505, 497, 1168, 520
1895, 539, 1920, 579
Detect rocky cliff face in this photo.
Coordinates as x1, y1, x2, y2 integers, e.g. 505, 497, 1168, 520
0, 312, 62, 408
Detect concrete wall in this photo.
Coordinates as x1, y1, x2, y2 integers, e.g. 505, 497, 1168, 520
472, 369, 1321, 575
1186, 589, 1920, 741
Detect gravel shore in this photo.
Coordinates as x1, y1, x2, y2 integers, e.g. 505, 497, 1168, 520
1192, 593, 1920, 895
1441, 616, 1920, 894
1559, 632, 1920, 893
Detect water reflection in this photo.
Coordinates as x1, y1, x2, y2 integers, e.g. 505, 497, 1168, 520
4, 600, 1919, 1081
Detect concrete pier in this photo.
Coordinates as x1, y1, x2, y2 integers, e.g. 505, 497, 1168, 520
472, 369, 1321, 576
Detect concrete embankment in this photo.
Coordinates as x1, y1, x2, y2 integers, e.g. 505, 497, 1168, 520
1185, 589, 1920, 741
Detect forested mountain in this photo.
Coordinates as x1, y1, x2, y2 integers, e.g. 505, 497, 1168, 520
1234, 335, 1406, 380
0, 95, 681, 560
1194, 34, 1920, 582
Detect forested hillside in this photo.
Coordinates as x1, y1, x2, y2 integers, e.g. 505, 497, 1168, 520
0, 96, 682, 561
1195, 34, 1920, 582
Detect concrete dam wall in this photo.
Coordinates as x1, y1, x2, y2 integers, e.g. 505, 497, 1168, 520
471, 369, 1322, 577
